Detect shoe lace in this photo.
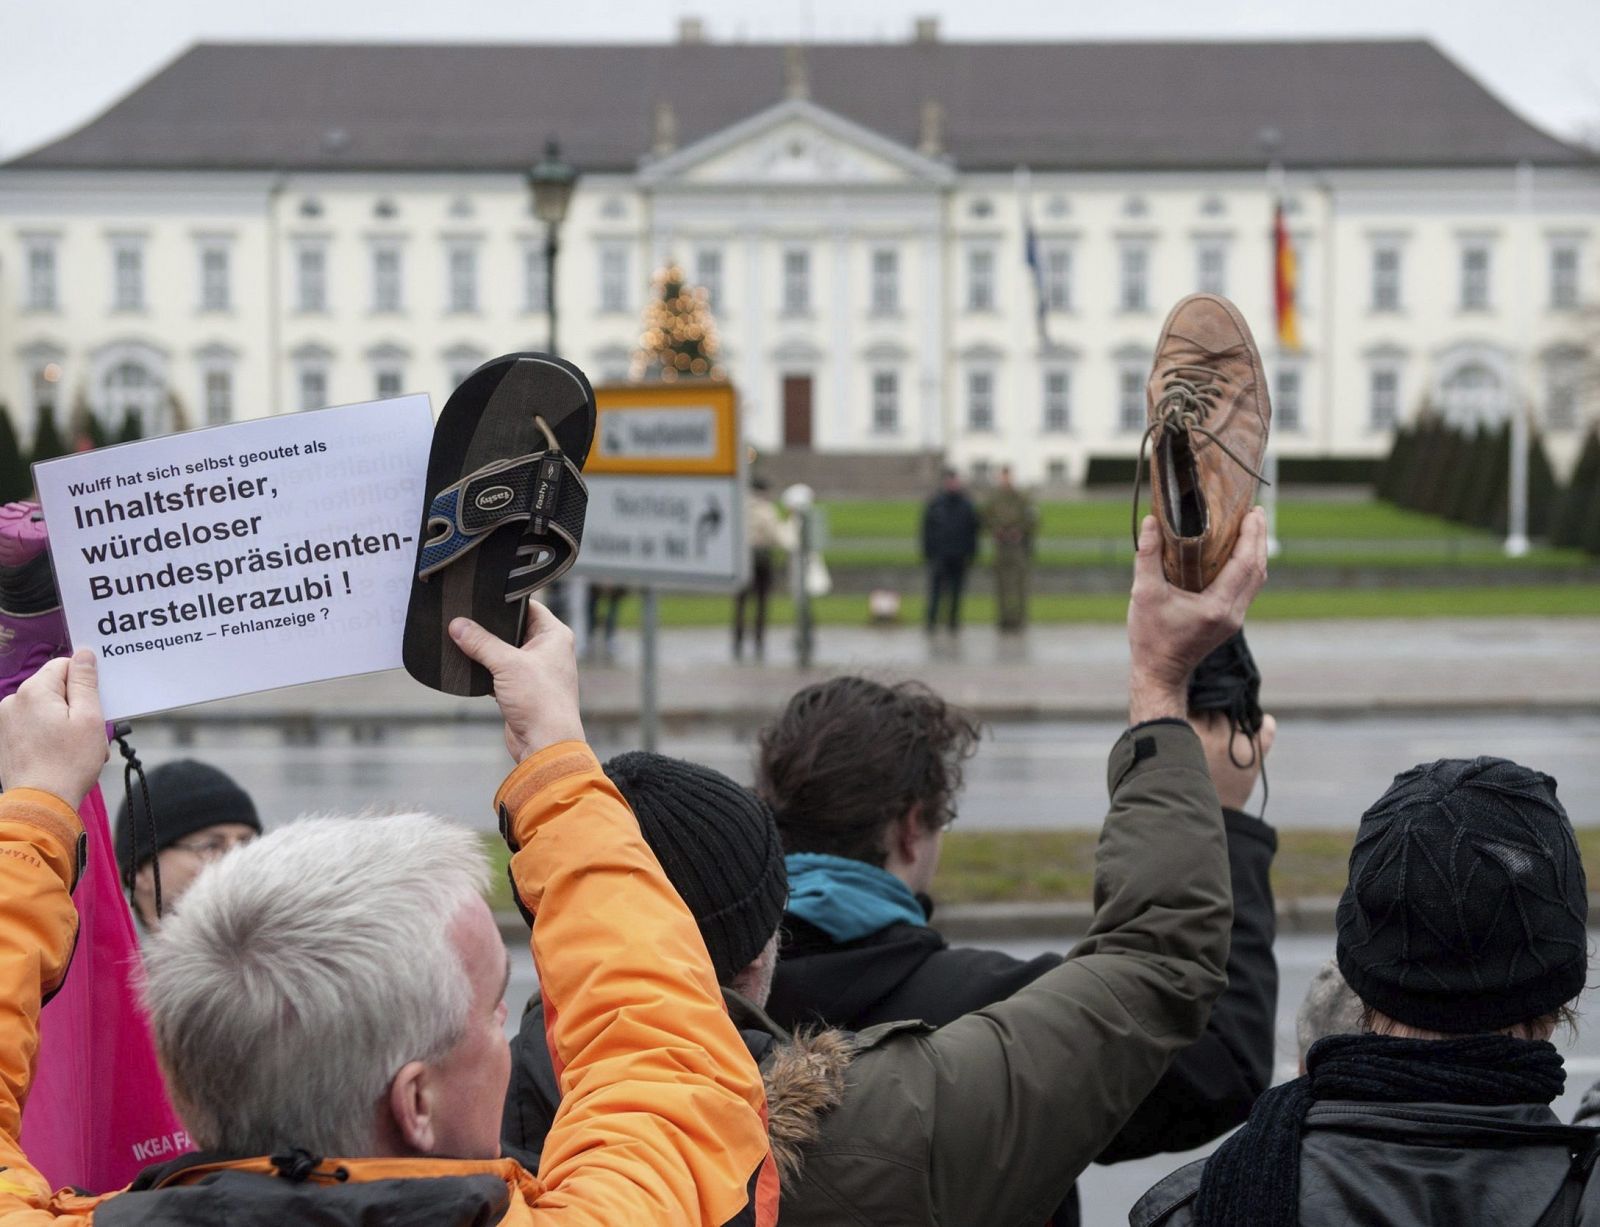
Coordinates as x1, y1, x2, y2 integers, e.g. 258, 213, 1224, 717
1130, 362, 1271, 549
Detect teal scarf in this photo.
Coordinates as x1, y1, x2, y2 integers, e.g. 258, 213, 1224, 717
784, 852, 927, 943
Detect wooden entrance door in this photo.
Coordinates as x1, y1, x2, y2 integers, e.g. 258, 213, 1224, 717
782, 375, 813, 449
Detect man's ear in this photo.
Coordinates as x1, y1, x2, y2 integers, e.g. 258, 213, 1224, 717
890, 803, 926, 864
387, 1060, 435, 1154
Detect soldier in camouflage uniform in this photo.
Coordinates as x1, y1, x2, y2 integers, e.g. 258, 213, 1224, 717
984, 466, 1038, 631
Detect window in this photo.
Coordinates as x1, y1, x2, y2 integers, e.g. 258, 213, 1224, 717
445, 348, 486, 389
31, 366, 58, 417
966, 370, 995, 432
1043, 246, 1072, 312
1118, 364, 1145, 432
1119, 245, 1149, 312
1550, 243, 1580, 310
782, 249, 811, 315
204, 369, 232, 425
375, 367, 404, 399
298, 367, 328, 413
599, 245, 629, 313
1369, 367, 1400, 431
870, 248, 899, 315
1042, 369, 1071, 432
966, 248, 996, 312
372, 245, 403, 312
199, 245, 231, 312
25, 241, 57, 310
1046, 458, 1068, 484
871, 371, 899, 433
523, 245, 548, 313
296, 245, 327, 312
1195, 242, 1227, 296
1371, 244, 1402, 312
104, 360, 162, 429
447, 244, 478, 313
1545, 354, 1582, 431
112, 239, 145, 312
1460, 243, 1491, 311
1441, 361, 1504, 425
695, 248, 724, 314
1276, 368, 1303, 432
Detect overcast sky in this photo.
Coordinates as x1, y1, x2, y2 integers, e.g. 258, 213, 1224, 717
3, 0, 1598, 159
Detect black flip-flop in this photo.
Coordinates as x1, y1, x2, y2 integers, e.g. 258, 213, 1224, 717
403, 353, 595, 695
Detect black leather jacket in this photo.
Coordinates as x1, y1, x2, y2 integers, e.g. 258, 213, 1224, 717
1133, 1100, 1600, 1227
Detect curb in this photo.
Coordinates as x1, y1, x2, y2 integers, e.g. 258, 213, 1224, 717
495, 890, 1600, 949
146, 695, 1600, 737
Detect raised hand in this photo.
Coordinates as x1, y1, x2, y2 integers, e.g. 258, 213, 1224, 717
1128, 507, 1268, 725
0, 649, 109, 809
448, 602, 586, 763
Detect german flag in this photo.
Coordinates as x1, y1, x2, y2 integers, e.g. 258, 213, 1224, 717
1273, 200, 1301, 351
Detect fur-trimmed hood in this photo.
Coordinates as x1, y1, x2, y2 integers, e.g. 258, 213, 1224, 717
759, 1028, 855, 1185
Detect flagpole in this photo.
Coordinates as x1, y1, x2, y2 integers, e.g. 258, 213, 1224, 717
1260, 134, 1284, 559
1504, 160, 1533, 558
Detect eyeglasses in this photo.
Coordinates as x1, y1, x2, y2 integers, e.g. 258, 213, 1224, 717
167, 833, 257, 862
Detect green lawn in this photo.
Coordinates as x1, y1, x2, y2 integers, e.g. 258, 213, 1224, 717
600, 585, 1600, 628
818, 497, 1594, 570
823, 498, 1490, 542
484, 827, 1600, 914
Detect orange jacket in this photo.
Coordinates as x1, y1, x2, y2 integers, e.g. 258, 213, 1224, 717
0, 742, 769, 1225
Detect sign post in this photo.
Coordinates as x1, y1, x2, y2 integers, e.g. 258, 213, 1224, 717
576, 382, 745, 750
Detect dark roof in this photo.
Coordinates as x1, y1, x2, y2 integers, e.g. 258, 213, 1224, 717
8, 38, 1587, 173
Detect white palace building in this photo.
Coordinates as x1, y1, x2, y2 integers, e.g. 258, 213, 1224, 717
1, 21, 1597, 486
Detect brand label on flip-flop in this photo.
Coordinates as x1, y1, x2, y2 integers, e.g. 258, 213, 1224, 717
474, 485, 515, 513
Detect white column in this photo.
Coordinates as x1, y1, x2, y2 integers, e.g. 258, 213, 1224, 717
741, 213, 769, 448
920, 221, 944, 451
830, 216, 851, 449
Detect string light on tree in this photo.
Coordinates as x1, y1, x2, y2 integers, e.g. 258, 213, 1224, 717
632, 262, 725, 382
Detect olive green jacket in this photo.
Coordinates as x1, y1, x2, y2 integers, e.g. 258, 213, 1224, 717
761, 718, 1232, 1227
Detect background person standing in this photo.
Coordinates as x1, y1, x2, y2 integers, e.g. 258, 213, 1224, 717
920, 468, 979, 632
984, 466, 1038, 632
734, 477, 789, 660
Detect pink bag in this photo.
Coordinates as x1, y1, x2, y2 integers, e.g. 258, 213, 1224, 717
19, 785, 192, 1192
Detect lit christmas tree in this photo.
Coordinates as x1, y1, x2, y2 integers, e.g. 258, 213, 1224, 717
632, 262, 724, 382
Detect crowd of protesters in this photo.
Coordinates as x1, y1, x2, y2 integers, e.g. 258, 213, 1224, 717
1, 496, 1596, 1226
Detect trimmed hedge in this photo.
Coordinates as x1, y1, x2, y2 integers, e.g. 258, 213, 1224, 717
1084, 454, 1378, 488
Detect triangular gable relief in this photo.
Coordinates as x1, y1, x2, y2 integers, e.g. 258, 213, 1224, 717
641, 98, 953, 189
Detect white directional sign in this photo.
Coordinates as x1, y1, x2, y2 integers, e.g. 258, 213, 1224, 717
575, 383, 747, 591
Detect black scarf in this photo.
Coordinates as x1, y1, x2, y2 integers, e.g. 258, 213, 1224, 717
1193, 1032, 1566, 1227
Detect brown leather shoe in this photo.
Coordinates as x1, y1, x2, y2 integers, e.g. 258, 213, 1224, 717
1138, 293, 1271, 591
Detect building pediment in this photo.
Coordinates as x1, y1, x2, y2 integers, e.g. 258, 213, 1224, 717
640, 98, 953, 190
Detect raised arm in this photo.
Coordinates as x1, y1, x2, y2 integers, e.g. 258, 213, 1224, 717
844, 511, 1269, 1225
452, 611, 768, 1227
1095, 712, 1280, 1163
0, 651, 108, 1224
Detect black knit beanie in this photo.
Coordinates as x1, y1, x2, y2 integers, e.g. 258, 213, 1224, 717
605, 751, 788, 985
113, 759, 261, 887
1337, 757, 1588, 1034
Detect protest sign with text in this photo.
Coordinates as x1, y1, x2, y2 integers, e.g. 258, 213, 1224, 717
32, 396, 433, 718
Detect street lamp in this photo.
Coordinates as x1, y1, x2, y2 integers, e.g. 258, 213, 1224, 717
527, 137, 578, 355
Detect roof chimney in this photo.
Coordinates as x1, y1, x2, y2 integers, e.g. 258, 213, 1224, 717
913, 16, 940, 43
917, 99, 945, 158
653, 101, 678, 157
678, 16, 706, 44
783, 44, 810, 100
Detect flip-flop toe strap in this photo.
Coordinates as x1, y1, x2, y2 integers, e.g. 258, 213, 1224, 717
418, 451, 586, 582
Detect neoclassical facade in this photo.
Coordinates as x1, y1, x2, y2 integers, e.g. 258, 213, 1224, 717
2, 31, 1597, 483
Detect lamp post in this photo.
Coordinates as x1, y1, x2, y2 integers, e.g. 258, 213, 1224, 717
527, 138, 577, 355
